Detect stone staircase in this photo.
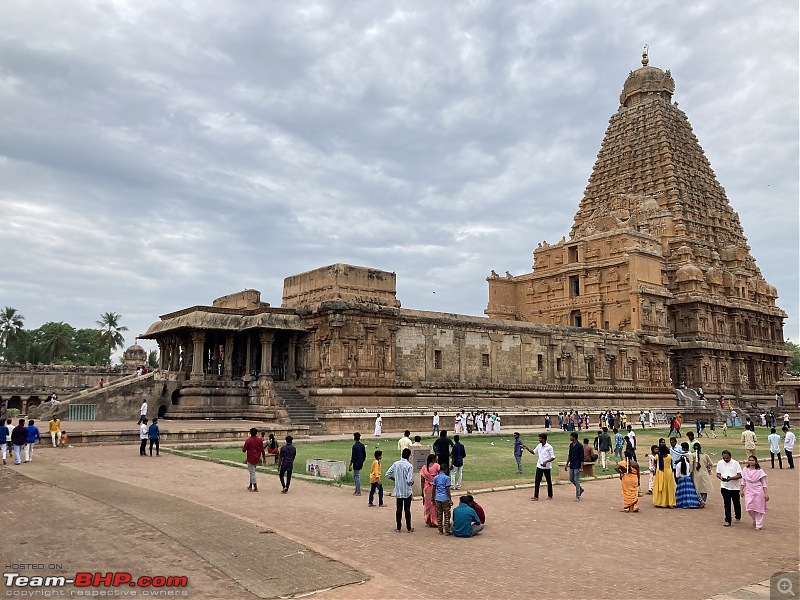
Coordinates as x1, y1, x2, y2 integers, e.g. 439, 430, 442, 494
273, 382, 326, 435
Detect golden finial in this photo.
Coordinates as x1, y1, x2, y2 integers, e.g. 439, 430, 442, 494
642, 44, 649, 67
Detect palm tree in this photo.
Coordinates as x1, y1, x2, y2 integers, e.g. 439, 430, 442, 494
0, 306, 25, 357
40, 322, 75, 362
96, 312, 128, 363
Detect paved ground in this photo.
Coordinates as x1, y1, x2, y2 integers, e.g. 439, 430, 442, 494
2, 441, 798, 600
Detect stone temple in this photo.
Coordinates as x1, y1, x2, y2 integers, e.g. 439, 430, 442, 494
133, 52, 787, 432
486, 50, 787, 400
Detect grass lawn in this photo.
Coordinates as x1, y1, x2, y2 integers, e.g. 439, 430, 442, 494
178, 427, 768, 493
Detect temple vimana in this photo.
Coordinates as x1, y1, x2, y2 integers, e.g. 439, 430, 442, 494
15, 52, 788, 431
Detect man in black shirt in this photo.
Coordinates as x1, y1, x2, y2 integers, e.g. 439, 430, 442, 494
597, 426, 613, 471
565, 432, 584, 501
433, 430, 454, 475
349, 432, 367, 496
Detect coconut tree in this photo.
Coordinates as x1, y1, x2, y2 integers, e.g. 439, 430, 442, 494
96, 311, 128, 364
0, 306, 25, 357
40, 321, 75, 362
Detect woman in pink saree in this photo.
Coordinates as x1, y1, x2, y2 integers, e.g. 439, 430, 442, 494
740, 455, 769, 530
420, 454, 440, 528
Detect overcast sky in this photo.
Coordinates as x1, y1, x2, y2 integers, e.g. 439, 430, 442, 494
1, 1, 798, 361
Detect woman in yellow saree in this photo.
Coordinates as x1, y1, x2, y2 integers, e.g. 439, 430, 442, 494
653, 444, 676, 507
615, 448, 641, 512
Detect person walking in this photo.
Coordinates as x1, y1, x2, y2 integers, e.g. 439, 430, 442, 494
709, 419, 717, 438
740, 455, 769, 530
674, 443, 702, 508
524, 434, 555, 500
48, 417, 61, 448
148, 418, 161, 456
431, 411, 440, 436
386, 448, 415, 532
783, 426, 795, 469
513, 432, 524, 474
615, 448, 640, 512
597, 427, 612, 471
565, 432, 584, 502
767, 428, 783, 469
433, 466, 453, 535
451, 434, 466, 490
648, 410, 655, 428
420, 454, 439, 528
716, 450, 743, 526
137, 398, 148, 425
613, 428, 624, 463
278, 435, 297, 493
139, 418, 148, 456
242, 427, 265, 492
625, 425, 637, 461
11, 419, 27, 465
24, 420, 41, 463
646, 445, 658, 495
653, 444, 676, 508
741, 428, 757, 457
0, 419, 8, 465
368, 450, 386, 507
349, 432, 367, 496
691, 444, 714, 505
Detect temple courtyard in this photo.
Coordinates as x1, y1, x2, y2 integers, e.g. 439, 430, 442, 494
1, 434, 798, 600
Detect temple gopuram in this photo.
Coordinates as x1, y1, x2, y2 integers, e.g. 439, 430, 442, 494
486, 50, 788, 401
137, 52, 788, 431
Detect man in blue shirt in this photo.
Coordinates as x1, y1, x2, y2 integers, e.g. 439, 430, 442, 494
386, 448, 415, 532
452, 496, 483, 537
565, 432, 585, 501
25, 419, 41, 463
613, 428, 624, 462
0, 418, 9, 465
451, 435, 466, 490
148, 418, 161, 457
348, 432, 367, 495
513, 432, 524, 474
433, 468, 453, 535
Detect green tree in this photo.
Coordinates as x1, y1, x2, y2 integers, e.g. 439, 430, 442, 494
39, 322, 76, 362
148, 349, 159, 370
96, 312, 128, 363
4, 329, 46, 364
786, 340, 800, 376
0, 306, 25, 358
72, 328, 105, 365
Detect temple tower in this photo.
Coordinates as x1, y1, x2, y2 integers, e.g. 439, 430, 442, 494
486, 50, 788, 400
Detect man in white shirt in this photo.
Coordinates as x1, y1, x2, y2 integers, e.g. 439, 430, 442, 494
715, 450, 742, 526
523, 434, 555, 500
137, 399, 148, 425
783, 426, 796, 469
648, 410, 654, 428
139, 419, 149, 456
397, 430, 413, 454
767, 428, 782, 469
431, 412, 440, 436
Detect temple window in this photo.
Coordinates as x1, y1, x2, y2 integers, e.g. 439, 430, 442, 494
482, 353, 490, 368
434, 350, 442, 369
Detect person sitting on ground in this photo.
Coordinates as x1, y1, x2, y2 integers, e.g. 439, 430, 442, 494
582, 438, 598, 463
465, 495, 485, 525
452, 496, 483, 538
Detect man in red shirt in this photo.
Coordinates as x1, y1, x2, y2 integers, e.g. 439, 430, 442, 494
242, 428, 266, 492
465, 495, 485, 525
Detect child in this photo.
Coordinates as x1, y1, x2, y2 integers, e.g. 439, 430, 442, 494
60, 431, 68, 448
646, 445, 658, 494
722, 421, 728, 437
368, 450, 386, 507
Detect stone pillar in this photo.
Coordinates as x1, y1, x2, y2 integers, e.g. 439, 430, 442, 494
157, 340, 166, 370
488, 332, 504, 384
223, 333, 234, 379
287, 335, 297, 381
191, 331, 206, 378
245, 335, 252, 377
259, 332, 274, 379
423, 325, 435, 381
455, 330, 466, 384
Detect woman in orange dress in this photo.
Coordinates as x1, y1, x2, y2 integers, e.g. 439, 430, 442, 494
615, 448, 641, 512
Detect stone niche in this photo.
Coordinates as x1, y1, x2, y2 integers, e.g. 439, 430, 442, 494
282, 264, 401, 309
